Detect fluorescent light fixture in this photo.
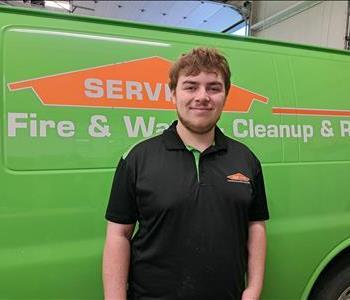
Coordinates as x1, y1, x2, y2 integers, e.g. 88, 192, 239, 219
45, 1, 71, 10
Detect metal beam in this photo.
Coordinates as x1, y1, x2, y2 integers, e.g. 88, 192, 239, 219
251, 1, 322, 32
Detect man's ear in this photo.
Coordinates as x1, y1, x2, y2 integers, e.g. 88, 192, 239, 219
171, 89, 176, 104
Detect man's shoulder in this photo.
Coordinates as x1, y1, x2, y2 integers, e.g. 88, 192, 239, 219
224, 134, 251, 152
223, 134, 260, 164
122, 133, 165, 161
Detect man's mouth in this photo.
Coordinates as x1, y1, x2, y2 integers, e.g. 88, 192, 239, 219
189, 107, 212, 111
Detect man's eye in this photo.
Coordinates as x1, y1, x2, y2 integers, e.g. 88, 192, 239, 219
208, 87, 222, 92
185, 86, 195, 91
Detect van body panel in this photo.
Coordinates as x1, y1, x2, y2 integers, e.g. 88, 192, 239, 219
1, 6, 350, 299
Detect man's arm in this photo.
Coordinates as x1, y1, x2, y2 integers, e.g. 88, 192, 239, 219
103, 221, 135, 300
241, 221, 267, 300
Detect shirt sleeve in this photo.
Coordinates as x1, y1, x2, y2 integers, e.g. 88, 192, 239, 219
249, 159, 270, 221
105, 157, 138, 224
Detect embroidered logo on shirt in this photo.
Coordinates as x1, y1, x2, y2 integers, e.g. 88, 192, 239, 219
227, 173, 250, 184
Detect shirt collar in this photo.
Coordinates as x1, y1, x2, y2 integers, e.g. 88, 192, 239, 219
162, 120, 228, 153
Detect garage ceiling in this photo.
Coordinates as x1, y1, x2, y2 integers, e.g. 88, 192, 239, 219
0, 0, 246, 33
72, 1, 244, 33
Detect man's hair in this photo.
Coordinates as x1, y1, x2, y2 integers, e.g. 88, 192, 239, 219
169, 47, 231, 95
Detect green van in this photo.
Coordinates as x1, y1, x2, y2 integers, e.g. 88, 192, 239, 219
1, 5, 350, 299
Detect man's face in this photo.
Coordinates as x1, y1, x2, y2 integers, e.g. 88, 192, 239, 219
172, 71, 226, 134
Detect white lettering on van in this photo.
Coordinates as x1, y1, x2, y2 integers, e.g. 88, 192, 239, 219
84, 78, 104, 98
155, 123, 170, 133
29, 113, 37, 136
126, 81, 143, 100
124, 116, 155, 137
7, 113, 75, 137
254, 124, 266, 138
106, 80, 123, 99
302, 126, 313, 142
57, 121, 75, 137
88, 115, 110, 137
232, 119, 313, 142
144, 82, 161, 101
39, 120, 55, 136
232, 119, 248, 138
340, 120, 350, 136
266, 125, 279, 137
8, 113, 28, 136
84, 78, 172, 102
123, 116, 170, 137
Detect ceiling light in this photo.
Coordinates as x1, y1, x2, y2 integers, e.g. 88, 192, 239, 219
45, 1, 71, 10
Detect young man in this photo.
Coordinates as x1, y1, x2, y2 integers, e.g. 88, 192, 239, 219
103, 48, 269, 300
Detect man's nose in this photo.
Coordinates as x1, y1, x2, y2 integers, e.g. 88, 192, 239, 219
194, 87, 210, 102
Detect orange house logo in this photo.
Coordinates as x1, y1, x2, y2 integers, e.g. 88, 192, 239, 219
8, 57, 268, 113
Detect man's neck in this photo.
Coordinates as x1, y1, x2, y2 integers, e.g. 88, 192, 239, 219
176, 121, 215, 153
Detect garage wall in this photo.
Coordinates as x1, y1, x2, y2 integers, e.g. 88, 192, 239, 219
251, 1, 348, 50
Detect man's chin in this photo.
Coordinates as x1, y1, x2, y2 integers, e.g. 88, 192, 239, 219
179, 119, 216, 135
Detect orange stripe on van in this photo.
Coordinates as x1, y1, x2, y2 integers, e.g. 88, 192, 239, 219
272, 107, 350, 117
8, 56, 268, 113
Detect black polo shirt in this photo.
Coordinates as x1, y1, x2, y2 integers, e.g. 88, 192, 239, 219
106, 121, 269, 300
